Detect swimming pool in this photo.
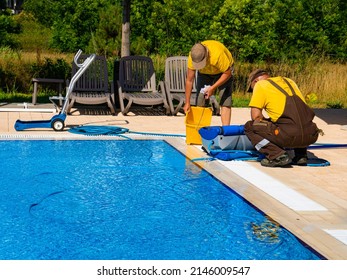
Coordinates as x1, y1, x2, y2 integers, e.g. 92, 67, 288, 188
0, 140, 322, 260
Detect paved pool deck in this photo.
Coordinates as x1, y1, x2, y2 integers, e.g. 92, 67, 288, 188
0, 104, 346, 260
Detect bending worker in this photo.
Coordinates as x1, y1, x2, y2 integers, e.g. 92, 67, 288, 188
184, 40, 234, 125
244, 69, 320, 167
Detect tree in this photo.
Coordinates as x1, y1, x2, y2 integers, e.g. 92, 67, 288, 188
23, 0, 59, 27
301, 0, 347, 60
130, 0, 223, 55
121, 0, 131, 57
24, 0, 119, 53
86, 3, 122, 57
0, 9, 21, 48
211, 0, 347, 62
18, 0, 347, 61
51, 0, 108, 52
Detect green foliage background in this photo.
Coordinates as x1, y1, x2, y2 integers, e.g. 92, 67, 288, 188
3, 0, 344, 62
0, 0, 346, 107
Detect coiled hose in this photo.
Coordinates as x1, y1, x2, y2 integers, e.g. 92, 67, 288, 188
68, 125, 185, 138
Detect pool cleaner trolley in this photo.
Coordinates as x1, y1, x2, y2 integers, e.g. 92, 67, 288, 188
14, 50, 96, 131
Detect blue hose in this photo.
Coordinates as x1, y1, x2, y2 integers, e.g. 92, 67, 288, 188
308, 143, 347, 149
129, 131, 185, 137
69, 125, 129, 136
68, 125, 185, 138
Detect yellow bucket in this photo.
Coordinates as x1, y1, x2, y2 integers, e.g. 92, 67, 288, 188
185, 106, 213, 145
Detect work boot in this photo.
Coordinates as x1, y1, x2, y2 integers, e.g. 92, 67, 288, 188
260, 153, 292, 167
292, 148, 308, 166
292, 155, 308, 166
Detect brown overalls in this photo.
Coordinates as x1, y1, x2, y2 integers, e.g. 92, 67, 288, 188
244, 78, 319, 160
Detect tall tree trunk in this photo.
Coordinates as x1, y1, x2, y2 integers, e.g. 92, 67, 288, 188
121, 0, 130, 57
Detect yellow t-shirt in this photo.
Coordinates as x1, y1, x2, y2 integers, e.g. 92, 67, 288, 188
188, 40, 234, 74
249, 77, 306, 122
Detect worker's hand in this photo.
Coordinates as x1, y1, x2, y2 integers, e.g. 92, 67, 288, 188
183, 103, 190, 114
204, 86, 215, 99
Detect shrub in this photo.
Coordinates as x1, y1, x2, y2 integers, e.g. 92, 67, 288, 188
0, 49, 72, 95
327, 102, 344, 109
30, 58, 71, 80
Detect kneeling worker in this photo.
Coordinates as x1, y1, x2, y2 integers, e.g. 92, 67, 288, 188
244, 69, 320, 167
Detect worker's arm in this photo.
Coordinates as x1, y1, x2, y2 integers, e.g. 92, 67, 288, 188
250, 107, 264, 121
183, 68, 196, 113
204, 67, 232, 98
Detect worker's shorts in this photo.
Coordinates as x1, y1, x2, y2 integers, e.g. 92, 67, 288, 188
196, 72, 233, 107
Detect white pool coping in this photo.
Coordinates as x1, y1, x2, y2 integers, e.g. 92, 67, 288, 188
219, 161, 327, 212
324, 230, 347, 245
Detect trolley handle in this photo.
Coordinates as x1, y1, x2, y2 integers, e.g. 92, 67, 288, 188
60, 50, 96, 115
74, 49, 96, 68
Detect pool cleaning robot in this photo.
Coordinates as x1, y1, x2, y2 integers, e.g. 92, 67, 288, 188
199, 125, 260, 160
14, 50, 96, 131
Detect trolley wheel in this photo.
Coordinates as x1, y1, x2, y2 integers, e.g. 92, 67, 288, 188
52, 119, 65, 131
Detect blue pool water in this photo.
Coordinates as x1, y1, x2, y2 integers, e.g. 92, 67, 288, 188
0, 140, 322, 260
